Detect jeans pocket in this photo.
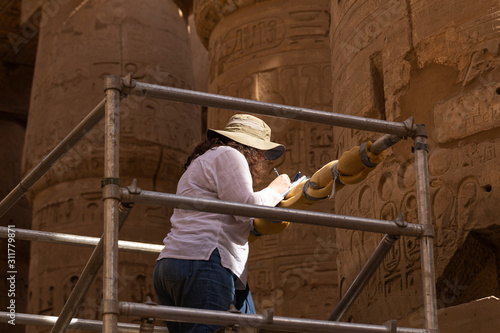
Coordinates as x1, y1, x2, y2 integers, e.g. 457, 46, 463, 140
155, 258, 193, 282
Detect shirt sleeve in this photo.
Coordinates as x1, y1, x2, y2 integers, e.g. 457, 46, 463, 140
212, 148, 283, 216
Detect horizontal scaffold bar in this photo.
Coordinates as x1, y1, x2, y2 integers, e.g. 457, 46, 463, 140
120, 78, 416, 137
120, 189, 423, 237
0, 226, 163, 254
119, 302, 429, 333
0, 311, 169, 332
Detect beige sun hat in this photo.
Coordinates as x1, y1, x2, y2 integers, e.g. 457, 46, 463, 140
207, 114, 285, 160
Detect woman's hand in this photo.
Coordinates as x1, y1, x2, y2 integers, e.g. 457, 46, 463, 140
267, 174, 291, 194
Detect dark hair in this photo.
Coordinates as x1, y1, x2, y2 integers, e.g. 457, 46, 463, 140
184, 135, 265, 180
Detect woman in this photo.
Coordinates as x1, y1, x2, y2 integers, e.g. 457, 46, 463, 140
153, 114, 290, 333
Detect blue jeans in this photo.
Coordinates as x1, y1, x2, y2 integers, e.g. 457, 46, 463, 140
153, 248, 256, 333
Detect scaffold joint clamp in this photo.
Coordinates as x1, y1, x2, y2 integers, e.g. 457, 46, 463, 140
421, 224, 435, 238
123, 72, 136, 88
101, 177, 121, 188
412, 142, 429, 153
102, 298, 120, 315
104, 75, 124, 92
102, 184, 122, 201
126, 178, 142, 195
265, 308, 274, 324
394, 212, 407, 228
383, 319, 397, 333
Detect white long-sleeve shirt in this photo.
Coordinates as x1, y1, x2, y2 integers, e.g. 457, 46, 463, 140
157, 146, 283, 286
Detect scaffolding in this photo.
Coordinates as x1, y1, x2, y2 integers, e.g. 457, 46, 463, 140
0, 74, 439, 333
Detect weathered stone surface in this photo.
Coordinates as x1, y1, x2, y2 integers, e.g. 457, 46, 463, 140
3, 0, 499, 331
434, 78, 500, 143
195, 0, 338, 320
189, 14, 209, 93
20, 1, 200, 331
400, 296, 500, 333
194, 0, 261, 48
330, 0, 500, 326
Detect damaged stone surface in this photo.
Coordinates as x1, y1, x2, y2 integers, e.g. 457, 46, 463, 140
2, 0, 498, 331
330, 0, 500, 326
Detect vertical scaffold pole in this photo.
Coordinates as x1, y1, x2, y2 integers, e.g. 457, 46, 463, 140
102, 76, 122, 333
413, 126, 439, 332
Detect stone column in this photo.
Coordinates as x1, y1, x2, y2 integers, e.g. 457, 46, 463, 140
195, 0, 338, 320
0, 125, 31, 333
330, 0, 500, 325
0, 61, 33, 333
21, 0, 199, 330
0, 121, 31, 333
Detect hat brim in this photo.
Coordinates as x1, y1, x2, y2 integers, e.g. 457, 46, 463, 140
208, 129, 285, 160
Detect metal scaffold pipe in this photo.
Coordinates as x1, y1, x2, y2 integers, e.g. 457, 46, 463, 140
119, 302, 428, 333
329, 234, 399, 321
121, 78, 416, 138
0, 311, 169, 332
0, 226, 163, 253
0, 99, 106, 218
413, 133, 439, 332
121, 188, 423, 237
102, 78, 122, 333
1, 71, 438, 333
50, 203, 134, 333
369, 133, 406, 155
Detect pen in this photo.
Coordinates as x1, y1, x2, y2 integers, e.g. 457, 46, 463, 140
274, 168, 279, 177
293, 171, 301, 182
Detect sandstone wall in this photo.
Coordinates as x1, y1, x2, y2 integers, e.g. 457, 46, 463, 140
20, 0, 200, 331
330, 0, 500, 325
194, 0, 339, 320
6, 0, 500, 331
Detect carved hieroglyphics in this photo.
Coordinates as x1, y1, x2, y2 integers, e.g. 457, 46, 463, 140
2, 0, 500, 332
194, 0, 339, 320
19, 0, 200, 331
330, 0, 500, 327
